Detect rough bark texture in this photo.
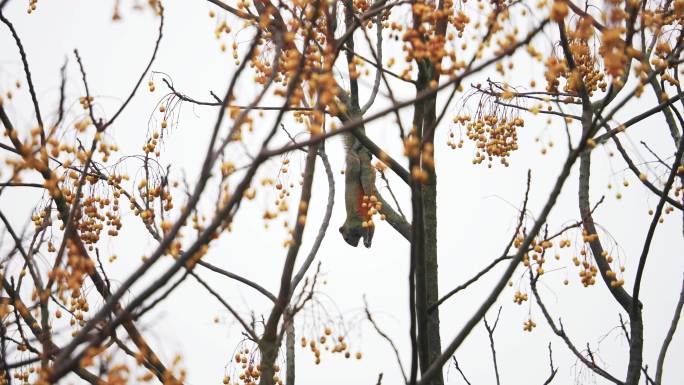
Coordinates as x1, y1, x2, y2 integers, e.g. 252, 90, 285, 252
415, 59, 444, 385
285, 317, 296, 385
423, 168, 442, 385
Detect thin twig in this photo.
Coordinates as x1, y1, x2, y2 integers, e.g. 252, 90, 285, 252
100, 1, 165, 131
452, 357, 472, 385
0, 10, 45, 144
483, 307, 502, 385
364, 298, 408, 384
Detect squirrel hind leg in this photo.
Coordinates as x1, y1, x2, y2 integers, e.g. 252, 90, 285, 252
362, 226, 374, 248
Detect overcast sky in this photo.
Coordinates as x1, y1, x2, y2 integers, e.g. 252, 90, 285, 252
1, 1, 683, 384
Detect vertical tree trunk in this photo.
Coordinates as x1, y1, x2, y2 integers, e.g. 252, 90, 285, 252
259, 338, 280, 385
422, 82, 444, 385
285, 316, 296, 385
417, 0, 449, 376
414, 59, 444, 385
423, 168, 442, 385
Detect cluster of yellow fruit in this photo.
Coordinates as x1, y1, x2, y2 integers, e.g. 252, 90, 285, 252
574, 257, 599, 287
564, 40, 607, 96
451, 114, 522, 168
26, 0, 38, 13
48, 243, 94, 334
134, 178, 174, 223
606, 269, 625, 288
546, 16, 608, 97
300, 327, 362, 365
447, 115, 470, 150
6, 366, 33, 384
361, 195, 384, 228
513, 226, 628, 290
513, 290, 529, 305
523, 318, 537, 332
517, 236, 554, 276
142, 131, 163, 157
36, 116, 167, 250
30, 206, 52, 230
79, 95, 94, 110
223, 349, 282, 385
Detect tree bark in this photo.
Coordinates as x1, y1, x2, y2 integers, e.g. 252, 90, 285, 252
285, 315, 296, 385
414, 59, 444, 385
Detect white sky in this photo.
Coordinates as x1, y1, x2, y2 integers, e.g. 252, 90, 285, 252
1, 1, 683, 385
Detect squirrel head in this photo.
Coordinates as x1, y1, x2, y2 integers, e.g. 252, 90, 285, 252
339, 222, 374, 248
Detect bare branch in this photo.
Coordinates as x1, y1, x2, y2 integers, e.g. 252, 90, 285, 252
542, 343, 558, 385
291, 146, 335, 293
430, 170, 532, 312
100, 1, 164, 131
365, 298, 408, 384
655, 275, 684, 384
190, 271, 258, 340
530, 272, 623, 384
451, 357, 472, 385
483, 307, 503, 385
0, 10, 45, 144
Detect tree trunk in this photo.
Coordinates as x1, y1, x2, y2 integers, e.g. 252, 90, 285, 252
422, 169, 443, 385
415, 59, 444, 385
285, 316, 296, 385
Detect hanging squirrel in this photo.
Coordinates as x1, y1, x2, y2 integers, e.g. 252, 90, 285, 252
338, 128, 377, 248
336, 1, 384, 248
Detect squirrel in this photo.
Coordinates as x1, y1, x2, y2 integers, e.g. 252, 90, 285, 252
339, 132, 376, 248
